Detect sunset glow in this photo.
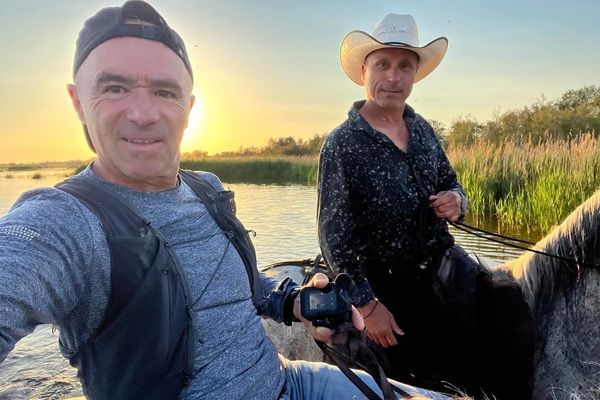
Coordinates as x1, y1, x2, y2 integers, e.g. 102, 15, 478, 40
1, 0, 599, 163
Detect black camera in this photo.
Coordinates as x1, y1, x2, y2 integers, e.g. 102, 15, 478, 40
299, 273, 353, 329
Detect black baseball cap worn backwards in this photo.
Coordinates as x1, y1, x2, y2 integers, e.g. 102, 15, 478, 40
73, 0, 193, 80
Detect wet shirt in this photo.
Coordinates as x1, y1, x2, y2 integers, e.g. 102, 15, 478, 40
318, 101, 467, 306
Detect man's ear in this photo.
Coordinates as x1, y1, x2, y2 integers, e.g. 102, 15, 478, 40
360, 63, 366, 82
67, 83, 86, 124
184, 94, 196, 129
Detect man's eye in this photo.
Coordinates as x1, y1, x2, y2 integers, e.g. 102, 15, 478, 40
104, 85, 126, 94
157, 90, 177, 99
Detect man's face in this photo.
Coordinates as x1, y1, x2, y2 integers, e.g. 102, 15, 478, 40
361, 48, 418, 111
68, 37, 194, 190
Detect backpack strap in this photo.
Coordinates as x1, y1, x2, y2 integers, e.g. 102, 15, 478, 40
178, 170, 263, 307
56, 175, 148, 236
56, 176, 156, 323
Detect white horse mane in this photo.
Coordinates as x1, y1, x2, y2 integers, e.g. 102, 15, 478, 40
500, 190, 600, 313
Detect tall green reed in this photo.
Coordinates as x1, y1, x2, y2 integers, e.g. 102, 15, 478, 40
448, 133, 600, 233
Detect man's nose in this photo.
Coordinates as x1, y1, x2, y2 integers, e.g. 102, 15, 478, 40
386, 68, 401, 82
126, 89, 160, 126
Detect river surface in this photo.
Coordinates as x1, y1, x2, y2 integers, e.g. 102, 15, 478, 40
0, 170, 533, 399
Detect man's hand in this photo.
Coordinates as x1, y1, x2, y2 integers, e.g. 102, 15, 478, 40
358, 300, 403, 347
293, 273, 364, 344
429, 191, 462, 222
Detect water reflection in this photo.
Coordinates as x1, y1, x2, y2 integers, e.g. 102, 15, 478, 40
0, 169, 73, 215
232, 183, 320, 265
450, 224, 527, 267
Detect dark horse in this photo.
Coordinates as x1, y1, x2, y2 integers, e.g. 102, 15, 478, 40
263, 190, 600, 399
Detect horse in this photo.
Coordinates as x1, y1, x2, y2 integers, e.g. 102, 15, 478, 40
262, 190, 600, 400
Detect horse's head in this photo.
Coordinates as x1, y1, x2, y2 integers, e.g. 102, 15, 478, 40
501, 190, 600, 399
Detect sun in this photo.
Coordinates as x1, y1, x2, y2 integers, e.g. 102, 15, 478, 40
181, 91, 205, 152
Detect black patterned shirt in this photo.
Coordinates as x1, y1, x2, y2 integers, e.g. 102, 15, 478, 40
317, 101, 467, 306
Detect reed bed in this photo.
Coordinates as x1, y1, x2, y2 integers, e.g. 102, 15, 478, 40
448, 133, 600, 233
180, 156, 318, 185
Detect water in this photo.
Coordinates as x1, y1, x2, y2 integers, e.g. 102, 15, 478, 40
0, 170, 532, 399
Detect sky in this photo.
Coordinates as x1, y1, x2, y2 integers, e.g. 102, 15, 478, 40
1, 0, 599, 163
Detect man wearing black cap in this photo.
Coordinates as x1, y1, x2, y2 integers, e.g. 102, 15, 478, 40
0, 2, 451, 399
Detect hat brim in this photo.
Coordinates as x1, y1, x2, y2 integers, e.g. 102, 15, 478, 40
340, 30, 448, 85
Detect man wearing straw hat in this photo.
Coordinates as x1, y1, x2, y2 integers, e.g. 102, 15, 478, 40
318, 14, 478, 392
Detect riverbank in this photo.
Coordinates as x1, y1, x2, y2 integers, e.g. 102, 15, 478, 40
0, 161, 84, 180
180, 156, 318, 185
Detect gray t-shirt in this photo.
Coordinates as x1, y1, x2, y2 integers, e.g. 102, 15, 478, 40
0, 168, 285, 399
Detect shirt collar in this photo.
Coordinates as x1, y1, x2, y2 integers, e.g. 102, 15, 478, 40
347, 100, 416, 132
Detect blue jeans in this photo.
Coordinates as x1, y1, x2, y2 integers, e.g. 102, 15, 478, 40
279, 358, 451, 399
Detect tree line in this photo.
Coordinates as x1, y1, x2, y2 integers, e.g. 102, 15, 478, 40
439, 85, 600, 148
181, 133, 328, 159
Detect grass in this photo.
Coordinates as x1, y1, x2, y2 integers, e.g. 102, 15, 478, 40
447, 133, 600, 234
180, 156, 319, 185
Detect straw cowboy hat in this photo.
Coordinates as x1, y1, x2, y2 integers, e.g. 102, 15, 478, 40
340, 14, 448, 85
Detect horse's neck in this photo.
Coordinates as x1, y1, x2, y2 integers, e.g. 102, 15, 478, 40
500, 207, 584, 314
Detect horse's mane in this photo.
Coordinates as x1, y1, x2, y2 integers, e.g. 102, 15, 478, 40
500, 190, 600, 313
